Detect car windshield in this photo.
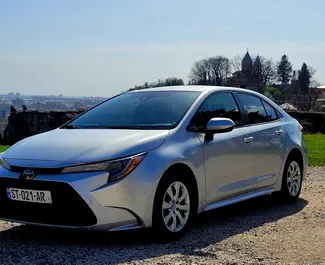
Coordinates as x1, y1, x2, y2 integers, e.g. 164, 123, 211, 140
64, 90, 201, 130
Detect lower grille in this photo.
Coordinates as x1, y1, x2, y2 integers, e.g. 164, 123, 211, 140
0, 178, 97, 226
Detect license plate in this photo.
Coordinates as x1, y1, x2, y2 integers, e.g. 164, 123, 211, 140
7, 187, 52, 204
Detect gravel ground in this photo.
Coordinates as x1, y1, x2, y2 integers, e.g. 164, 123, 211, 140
0, 167, 324, 265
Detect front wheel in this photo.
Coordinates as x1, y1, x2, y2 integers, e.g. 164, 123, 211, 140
152, 173, 196, 241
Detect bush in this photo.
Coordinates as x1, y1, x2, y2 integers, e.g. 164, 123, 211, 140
264, 86, 281, 100
286, 111, 325, 134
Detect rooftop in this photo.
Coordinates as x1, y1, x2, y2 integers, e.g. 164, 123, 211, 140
242, 51, 252, 62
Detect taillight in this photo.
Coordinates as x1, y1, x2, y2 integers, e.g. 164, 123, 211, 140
298, 124, 303, 132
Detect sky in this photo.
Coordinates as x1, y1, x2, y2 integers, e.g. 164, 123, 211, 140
1, 0, 325, 97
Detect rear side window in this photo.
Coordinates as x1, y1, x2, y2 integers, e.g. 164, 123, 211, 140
262, 100, 278, 121
275, 109, 283, 119
237, 93, 269, 125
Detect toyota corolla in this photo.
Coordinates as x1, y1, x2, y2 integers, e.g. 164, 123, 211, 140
0, 86, 308, 240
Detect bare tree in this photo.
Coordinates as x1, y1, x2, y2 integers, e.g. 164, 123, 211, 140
231, 55, 242, 72
189, 56, 231, 86
307, 65, 320, 88
252, 56, 276, 86
259, 57, 277, 85
310, 79, 320, 88
308, 65, 316, 78
189, 59, 209, 85
207, 56, 231, 85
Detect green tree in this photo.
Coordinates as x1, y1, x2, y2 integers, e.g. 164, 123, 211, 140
277, 55, 293, 88
129, 77, 184, 91
298, 63, 311, 94
163, 77, 184, 86
128, 85, 145, 91
264, 86, 281, 100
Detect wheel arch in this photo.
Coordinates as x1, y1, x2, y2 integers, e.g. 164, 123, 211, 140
286, 148, 305, 175
279, 147, 305, 184
275, 146, 306, 192
153, 162, 199, 216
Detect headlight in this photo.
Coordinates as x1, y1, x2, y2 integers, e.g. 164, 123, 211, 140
0, 152, 11, 171
61, 152, 147, 182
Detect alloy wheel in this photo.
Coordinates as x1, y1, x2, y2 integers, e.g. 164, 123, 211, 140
162, 181, 190, 232
286, 161, 302, 197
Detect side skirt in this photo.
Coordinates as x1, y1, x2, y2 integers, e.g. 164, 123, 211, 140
203, 187, 274, 212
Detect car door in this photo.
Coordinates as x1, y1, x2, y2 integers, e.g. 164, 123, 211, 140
191, 92, 256, 204
235, 93, 286, 189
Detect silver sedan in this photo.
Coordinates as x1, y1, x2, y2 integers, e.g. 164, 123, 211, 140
0, 86, 308, 241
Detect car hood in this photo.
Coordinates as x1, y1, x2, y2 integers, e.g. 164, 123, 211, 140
3, 128, 169, 168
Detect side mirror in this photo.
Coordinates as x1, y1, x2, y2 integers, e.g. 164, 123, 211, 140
205, 118, 235, 141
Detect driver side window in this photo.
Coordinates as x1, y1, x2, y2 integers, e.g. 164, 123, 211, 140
191, 92, 243, 131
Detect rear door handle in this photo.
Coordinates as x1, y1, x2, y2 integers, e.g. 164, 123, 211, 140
243, 136, 253, 143
275, 129, 283, 136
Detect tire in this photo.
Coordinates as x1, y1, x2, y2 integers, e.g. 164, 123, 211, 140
152, 170, 197, 242
278, 156, 303, 202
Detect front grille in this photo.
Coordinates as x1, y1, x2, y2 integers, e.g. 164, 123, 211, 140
9, 166, 62, 175
0, 178, 97, 227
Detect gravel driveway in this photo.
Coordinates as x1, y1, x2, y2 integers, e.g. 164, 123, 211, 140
0, 167, 324, 265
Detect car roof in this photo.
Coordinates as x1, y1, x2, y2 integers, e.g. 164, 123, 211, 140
127, 85, 261, 95
126, 85, 287, 115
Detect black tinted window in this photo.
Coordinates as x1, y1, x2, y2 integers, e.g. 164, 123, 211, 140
67, 91, 200, 130
237, 93, 269, 124
276, 109, 283, 119
262, 101, 278, 121
192, 93, 243, 129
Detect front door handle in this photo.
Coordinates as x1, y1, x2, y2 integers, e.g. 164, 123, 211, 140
243, 136, 253, 143
275, 129, 283, 136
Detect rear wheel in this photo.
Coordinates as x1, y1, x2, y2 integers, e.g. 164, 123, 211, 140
278, 158, 303, 201
152, 171, 196, 241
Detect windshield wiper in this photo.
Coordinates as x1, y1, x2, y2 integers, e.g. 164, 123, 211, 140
61, 125, 81, 129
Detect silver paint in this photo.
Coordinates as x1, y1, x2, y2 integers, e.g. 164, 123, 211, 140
0, 85, 308, 231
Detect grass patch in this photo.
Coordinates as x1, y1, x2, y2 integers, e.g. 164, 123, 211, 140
1, 134, 325, 166
303, 134, 325, 166
0, 145, 9, 153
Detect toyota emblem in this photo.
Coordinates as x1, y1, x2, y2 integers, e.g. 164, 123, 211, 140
22, 169, 35, 180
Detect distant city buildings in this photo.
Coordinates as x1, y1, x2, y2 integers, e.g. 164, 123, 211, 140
0, 92, 107, 136
0, 105, 10, 121
11, 98, 24, 109
0, 109, 6, 121
316, 85, 325, 99
0, 93, 106, 113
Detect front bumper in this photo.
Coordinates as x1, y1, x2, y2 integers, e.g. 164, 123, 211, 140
0, 167, 149, 231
